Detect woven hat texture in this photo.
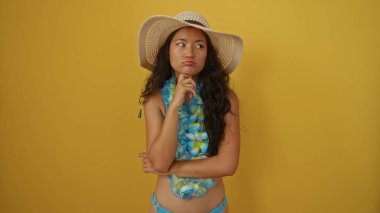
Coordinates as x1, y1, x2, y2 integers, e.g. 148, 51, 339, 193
138, 11, 243, 74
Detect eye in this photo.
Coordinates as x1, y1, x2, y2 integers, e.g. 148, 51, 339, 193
195, 44, 205, 49
176, 43, 185, 47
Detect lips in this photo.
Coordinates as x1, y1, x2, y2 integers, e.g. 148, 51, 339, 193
183, 60, 195, 65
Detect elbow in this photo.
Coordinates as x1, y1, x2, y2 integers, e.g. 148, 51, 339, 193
148, 156, 172, 173
224, 166, 238, 176
153, 164, 170, 173
222, 161, 239, 177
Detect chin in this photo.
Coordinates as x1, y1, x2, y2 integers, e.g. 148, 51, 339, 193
179, 68, 202, 76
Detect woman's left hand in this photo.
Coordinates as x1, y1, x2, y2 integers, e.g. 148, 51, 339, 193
138, 152, 171, 176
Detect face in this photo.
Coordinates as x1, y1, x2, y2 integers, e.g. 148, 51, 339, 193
169, 27, 207, 78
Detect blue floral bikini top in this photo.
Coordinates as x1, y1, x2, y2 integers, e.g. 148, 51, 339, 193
161, 76, 216, 200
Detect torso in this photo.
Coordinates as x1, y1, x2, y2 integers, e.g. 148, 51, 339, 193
149, 89, 227, 212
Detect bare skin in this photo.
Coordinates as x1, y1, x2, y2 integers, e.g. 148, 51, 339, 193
139, 27, 240, 212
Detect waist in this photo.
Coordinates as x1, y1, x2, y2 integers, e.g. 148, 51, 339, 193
154, 175, 225, 212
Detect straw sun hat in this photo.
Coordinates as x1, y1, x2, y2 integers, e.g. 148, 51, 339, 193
138, 11, 243, 74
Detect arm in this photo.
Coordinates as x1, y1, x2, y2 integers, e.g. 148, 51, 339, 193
144, 75, 196, 173
143, 90, 178, 173
167, 90, 240, 178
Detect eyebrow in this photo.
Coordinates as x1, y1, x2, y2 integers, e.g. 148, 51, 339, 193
175, 38, 206, 43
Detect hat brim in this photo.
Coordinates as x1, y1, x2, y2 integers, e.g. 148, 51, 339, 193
138, 15, 243, 74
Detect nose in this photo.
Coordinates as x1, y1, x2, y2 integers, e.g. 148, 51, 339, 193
185, 46, 194, 58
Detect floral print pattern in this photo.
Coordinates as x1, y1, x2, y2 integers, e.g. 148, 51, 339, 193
161, 76, 216, 200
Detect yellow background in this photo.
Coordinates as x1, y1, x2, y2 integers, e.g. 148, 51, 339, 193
0, 0, 379, 212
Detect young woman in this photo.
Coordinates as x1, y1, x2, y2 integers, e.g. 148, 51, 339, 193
137, 11, 243, 213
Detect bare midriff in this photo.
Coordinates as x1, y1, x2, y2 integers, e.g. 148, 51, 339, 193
153, 175, 225, 212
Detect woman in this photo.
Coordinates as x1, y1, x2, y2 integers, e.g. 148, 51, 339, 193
138, 11, 243, 213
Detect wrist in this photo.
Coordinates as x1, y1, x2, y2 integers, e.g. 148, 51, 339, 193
168, 103, 181, 112
168, 161, 178, 176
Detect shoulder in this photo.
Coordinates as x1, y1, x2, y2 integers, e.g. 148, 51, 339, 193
227, 89, 239, 103
227, 89, 239, 115
143, 89, 165, 115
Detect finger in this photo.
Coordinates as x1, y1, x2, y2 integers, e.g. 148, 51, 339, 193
178, 74, 187, 83
183, 85, 196, 97
138, 152, 146, 157
186, 82, 196, 94
143, 165, 152, 173
180, 87, 194, 102
185, 88, 194, 99
182, 77, 196, 87
143, 159, 151, 166
187, 92, 192, 102
182, 82, 195, 89
179, 74, 193, 83
190, 87, 196, 97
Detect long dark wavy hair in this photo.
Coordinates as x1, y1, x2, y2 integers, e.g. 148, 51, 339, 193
139, 26, 231, 156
